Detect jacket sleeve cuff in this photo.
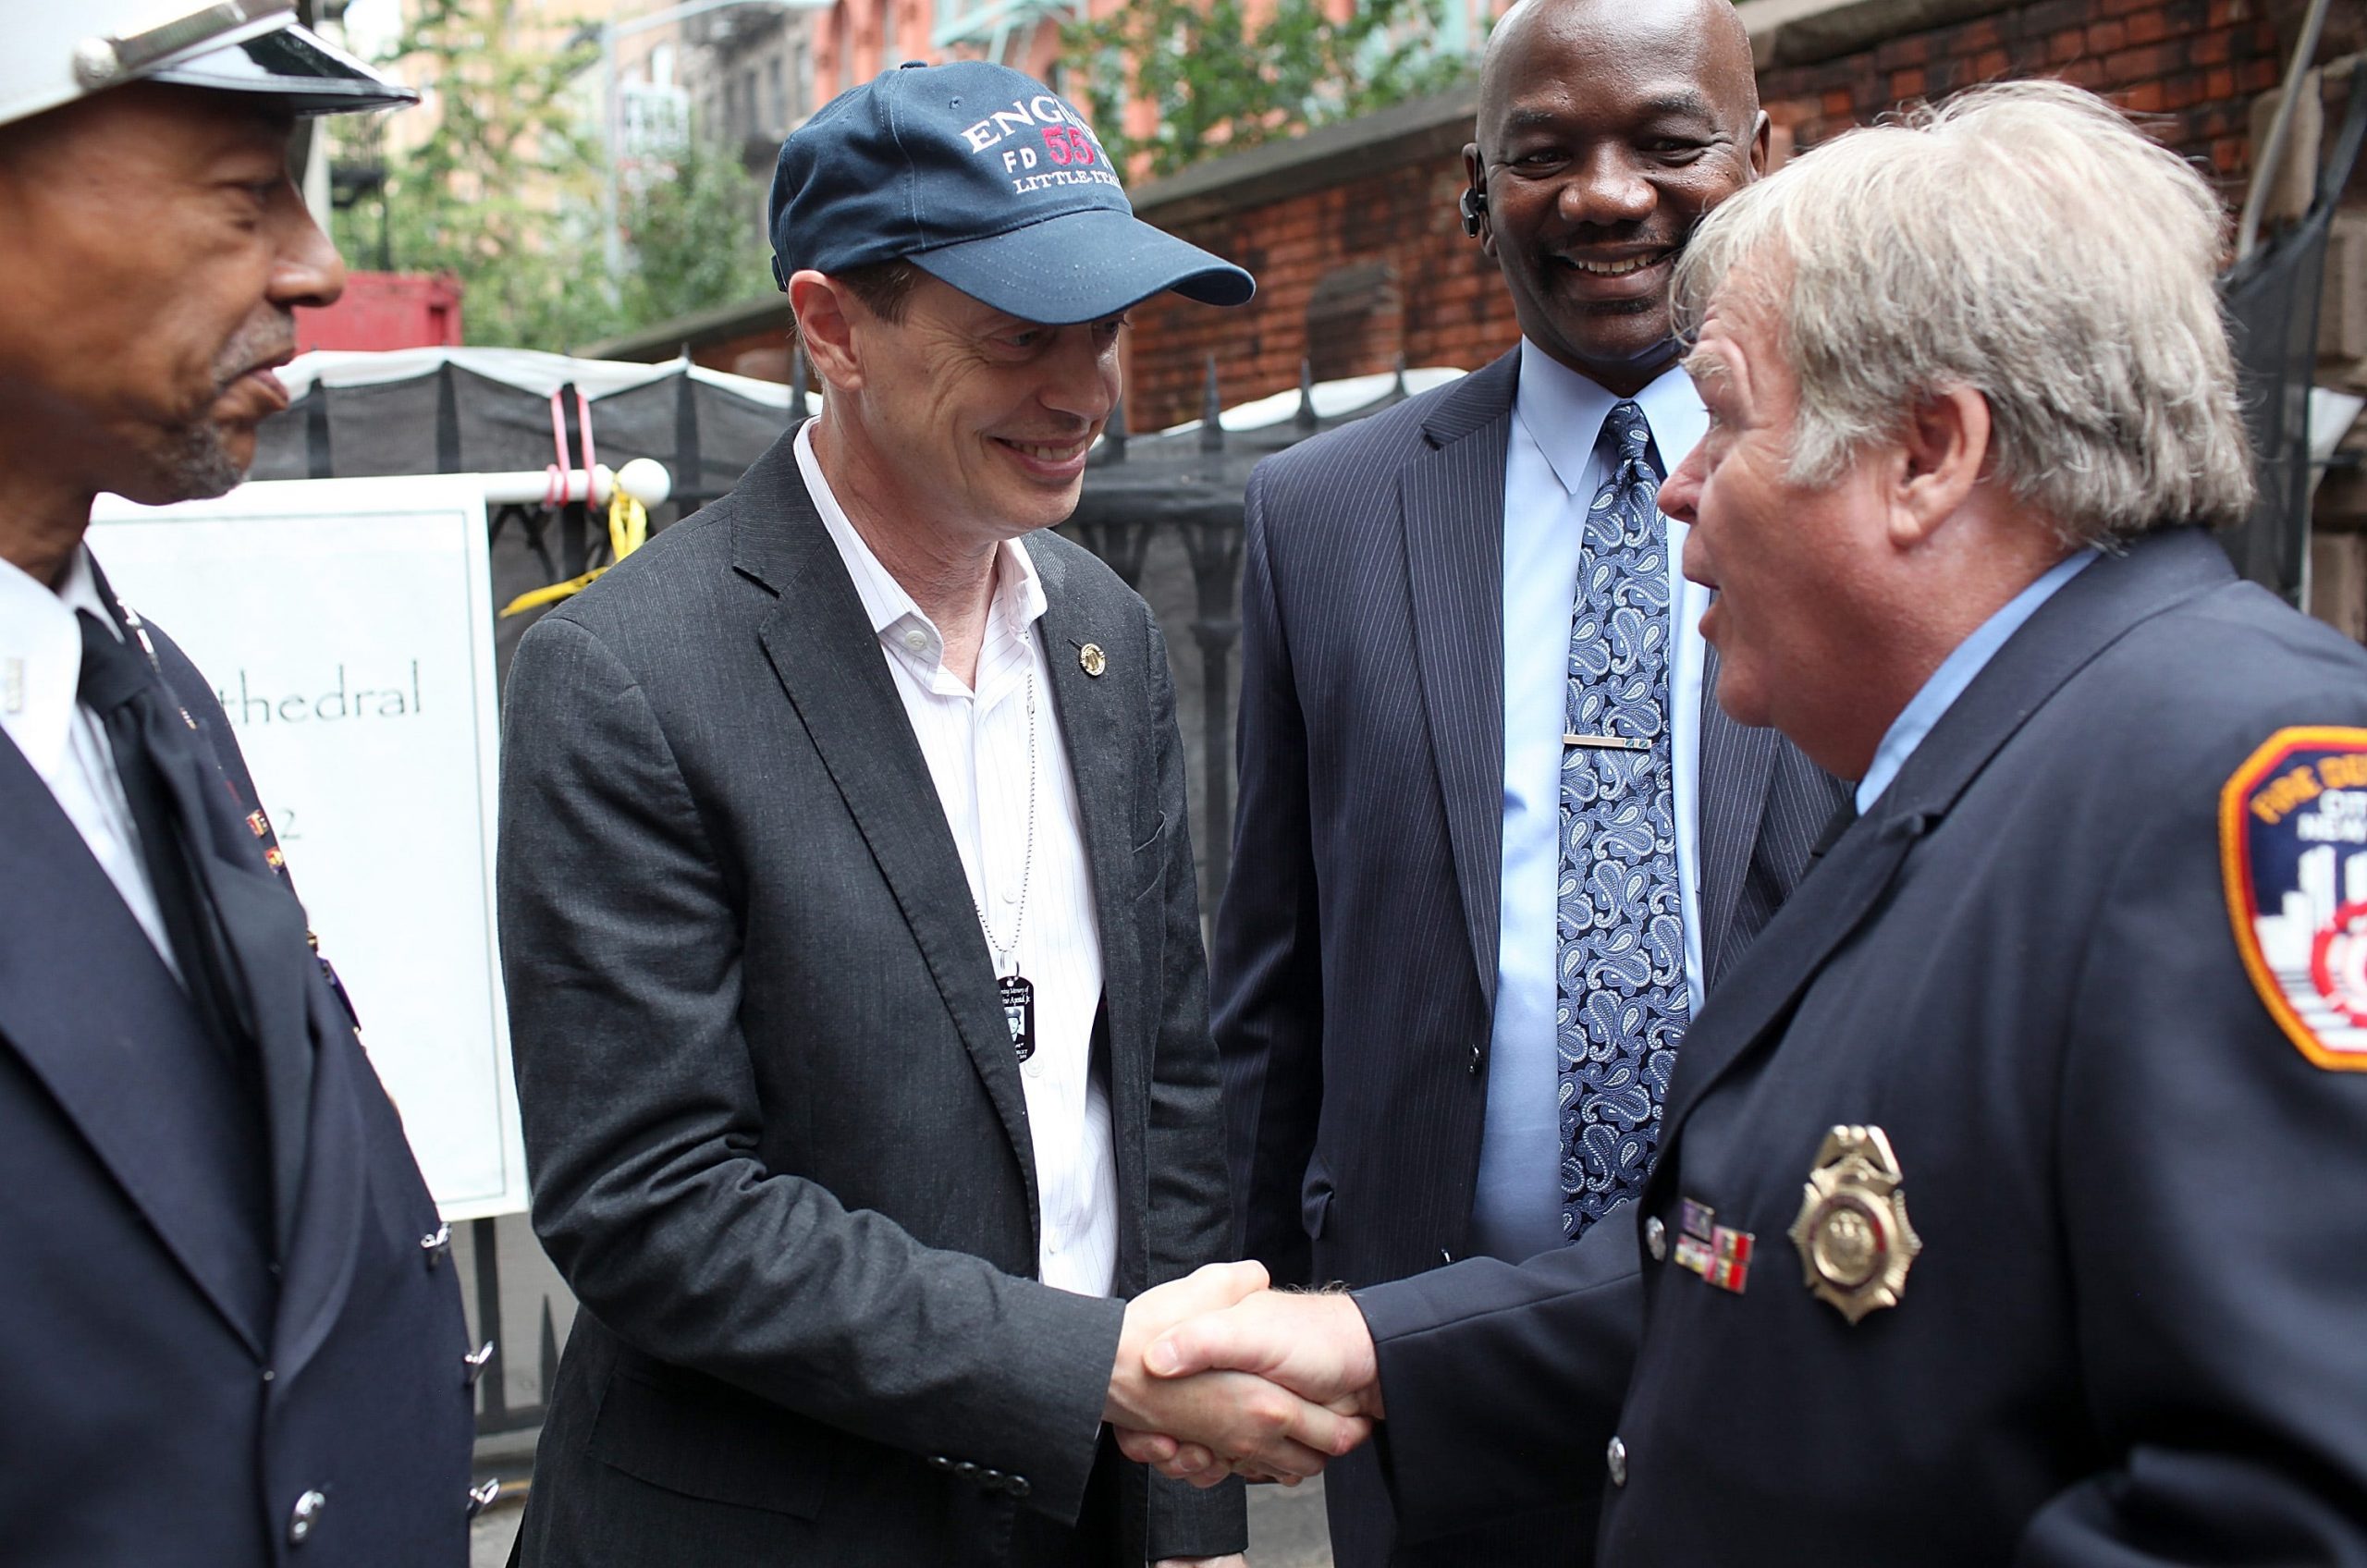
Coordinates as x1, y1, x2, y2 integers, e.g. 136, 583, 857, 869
1143, 1470, 1247, 1561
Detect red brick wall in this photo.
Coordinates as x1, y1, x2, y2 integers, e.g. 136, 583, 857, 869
1758, 0, 2285, 188
1127, 165, 1507, 432
1124, 0, 2291, 432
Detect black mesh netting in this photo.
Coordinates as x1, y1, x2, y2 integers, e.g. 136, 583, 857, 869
2220, 68, 2367, 606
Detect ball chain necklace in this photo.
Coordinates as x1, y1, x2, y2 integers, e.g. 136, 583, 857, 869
973, 668, 1039, 1061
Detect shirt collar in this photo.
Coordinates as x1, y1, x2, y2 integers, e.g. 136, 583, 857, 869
0, 543, 119, 777
58, 545, 118, 634
1512, 338, 1707, 496
1855, 546, 2101, 814
794, 419, 1046, 682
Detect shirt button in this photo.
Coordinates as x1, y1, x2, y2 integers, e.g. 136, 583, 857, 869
1644, 1217, 1667, 1261
901, 629, 928, 654
1606, 1435, 1628, 1488
1000, 884, 1019, 903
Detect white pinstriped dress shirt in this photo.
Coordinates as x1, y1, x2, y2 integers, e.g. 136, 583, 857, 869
796, 423, 1117, 1298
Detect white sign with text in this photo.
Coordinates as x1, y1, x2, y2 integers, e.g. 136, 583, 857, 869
91, 476, 525, 1219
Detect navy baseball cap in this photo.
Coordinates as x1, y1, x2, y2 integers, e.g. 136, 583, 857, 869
767, 60, 1254, 325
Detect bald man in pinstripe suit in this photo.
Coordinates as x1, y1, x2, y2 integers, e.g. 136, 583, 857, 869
1208, 0, 1844, 1562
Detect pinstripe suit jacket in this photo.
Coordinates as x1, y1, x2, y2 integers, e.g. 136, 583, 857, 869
1211, 351, 1844, 1295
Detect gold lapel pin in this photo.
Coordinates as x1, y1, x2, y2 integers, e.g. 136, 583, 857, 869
1077, 643, 1107, 678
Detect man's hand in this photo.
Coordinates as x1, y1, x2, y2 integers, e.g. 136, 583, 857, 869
1107, 1263, 1367, 1487
1117, 1287, 1384, 1484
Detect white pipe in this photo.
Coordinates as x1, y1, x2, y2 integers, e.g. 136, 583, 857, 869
475, 458, 673, 508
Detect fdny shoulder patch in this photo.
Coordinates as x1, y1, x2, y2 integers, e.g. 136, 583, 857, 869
2221, 728, 2367, 1071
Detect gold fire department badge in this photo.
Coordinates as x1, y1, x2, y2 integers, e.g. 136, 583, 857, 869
1788, 1124, 1920, 1325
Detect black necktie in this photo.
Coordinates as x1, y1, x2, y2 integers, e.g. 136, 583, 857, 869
75, 610, 260, 1082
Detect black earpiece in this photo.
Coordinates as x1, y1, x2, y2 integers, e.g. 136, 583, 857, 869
1459, 185, 1487, 238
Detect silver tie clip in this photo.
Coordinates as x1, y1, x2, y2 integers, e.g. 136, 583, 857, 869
1564, 732, 1650, 752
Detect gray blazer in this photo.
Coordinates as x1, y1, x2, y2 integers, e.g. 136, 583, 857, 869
497, 428, 1244, 1566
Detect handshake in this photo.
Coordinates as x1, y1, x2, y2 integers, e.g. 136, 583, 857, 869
1102, 1261, 1385, 1486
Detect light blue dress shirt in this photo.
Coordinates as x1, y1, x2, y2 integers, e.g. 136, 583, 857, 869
1469, 342, 1711, 1265
1854, 547, 2099, 815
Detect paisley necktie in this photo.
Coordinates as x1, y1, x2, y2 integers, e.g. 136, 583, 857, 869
1556, 400, 1688, 1241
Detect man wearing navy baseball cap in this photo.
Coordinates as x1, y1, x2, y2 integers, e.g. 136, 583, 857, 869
499, 60, 1349, 1568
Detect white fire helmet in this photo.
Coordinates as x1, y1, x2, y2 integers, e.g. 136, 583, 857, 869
2, 1, 417, 131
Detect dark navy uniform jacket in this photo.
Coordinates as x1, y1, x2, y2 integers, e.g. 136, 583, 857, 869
0, 582, 475, 1564
1357, 528, 2367, 1565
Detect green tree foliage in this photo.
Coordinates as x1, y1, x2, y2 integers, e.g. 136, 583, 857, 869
1064, 0, 1475, 179
616, 134, 776, 332
329, 0, 772, 350
333, 0, 614, 349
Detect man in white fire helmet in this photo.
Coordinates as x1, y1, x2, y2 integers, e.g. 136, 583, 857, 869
0, 8, 480, 1566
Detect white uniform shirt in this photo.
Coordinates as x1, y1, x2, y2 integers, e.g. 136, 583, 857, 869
0, 546, 179, 974
797, 423, 1117, 1297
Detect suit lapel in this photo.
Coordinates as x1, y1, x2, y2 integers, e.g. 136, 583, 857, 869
1658, 530, 2237, 1144
1656, 806, 1924, 1147
1031, 540, 1150, 1270
1403, 353, 1520, 1009
738, 440, 1041, 1221
0, 740, 274, 1353
268, 979, 369, 1387
1692, 641, 1779, 984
